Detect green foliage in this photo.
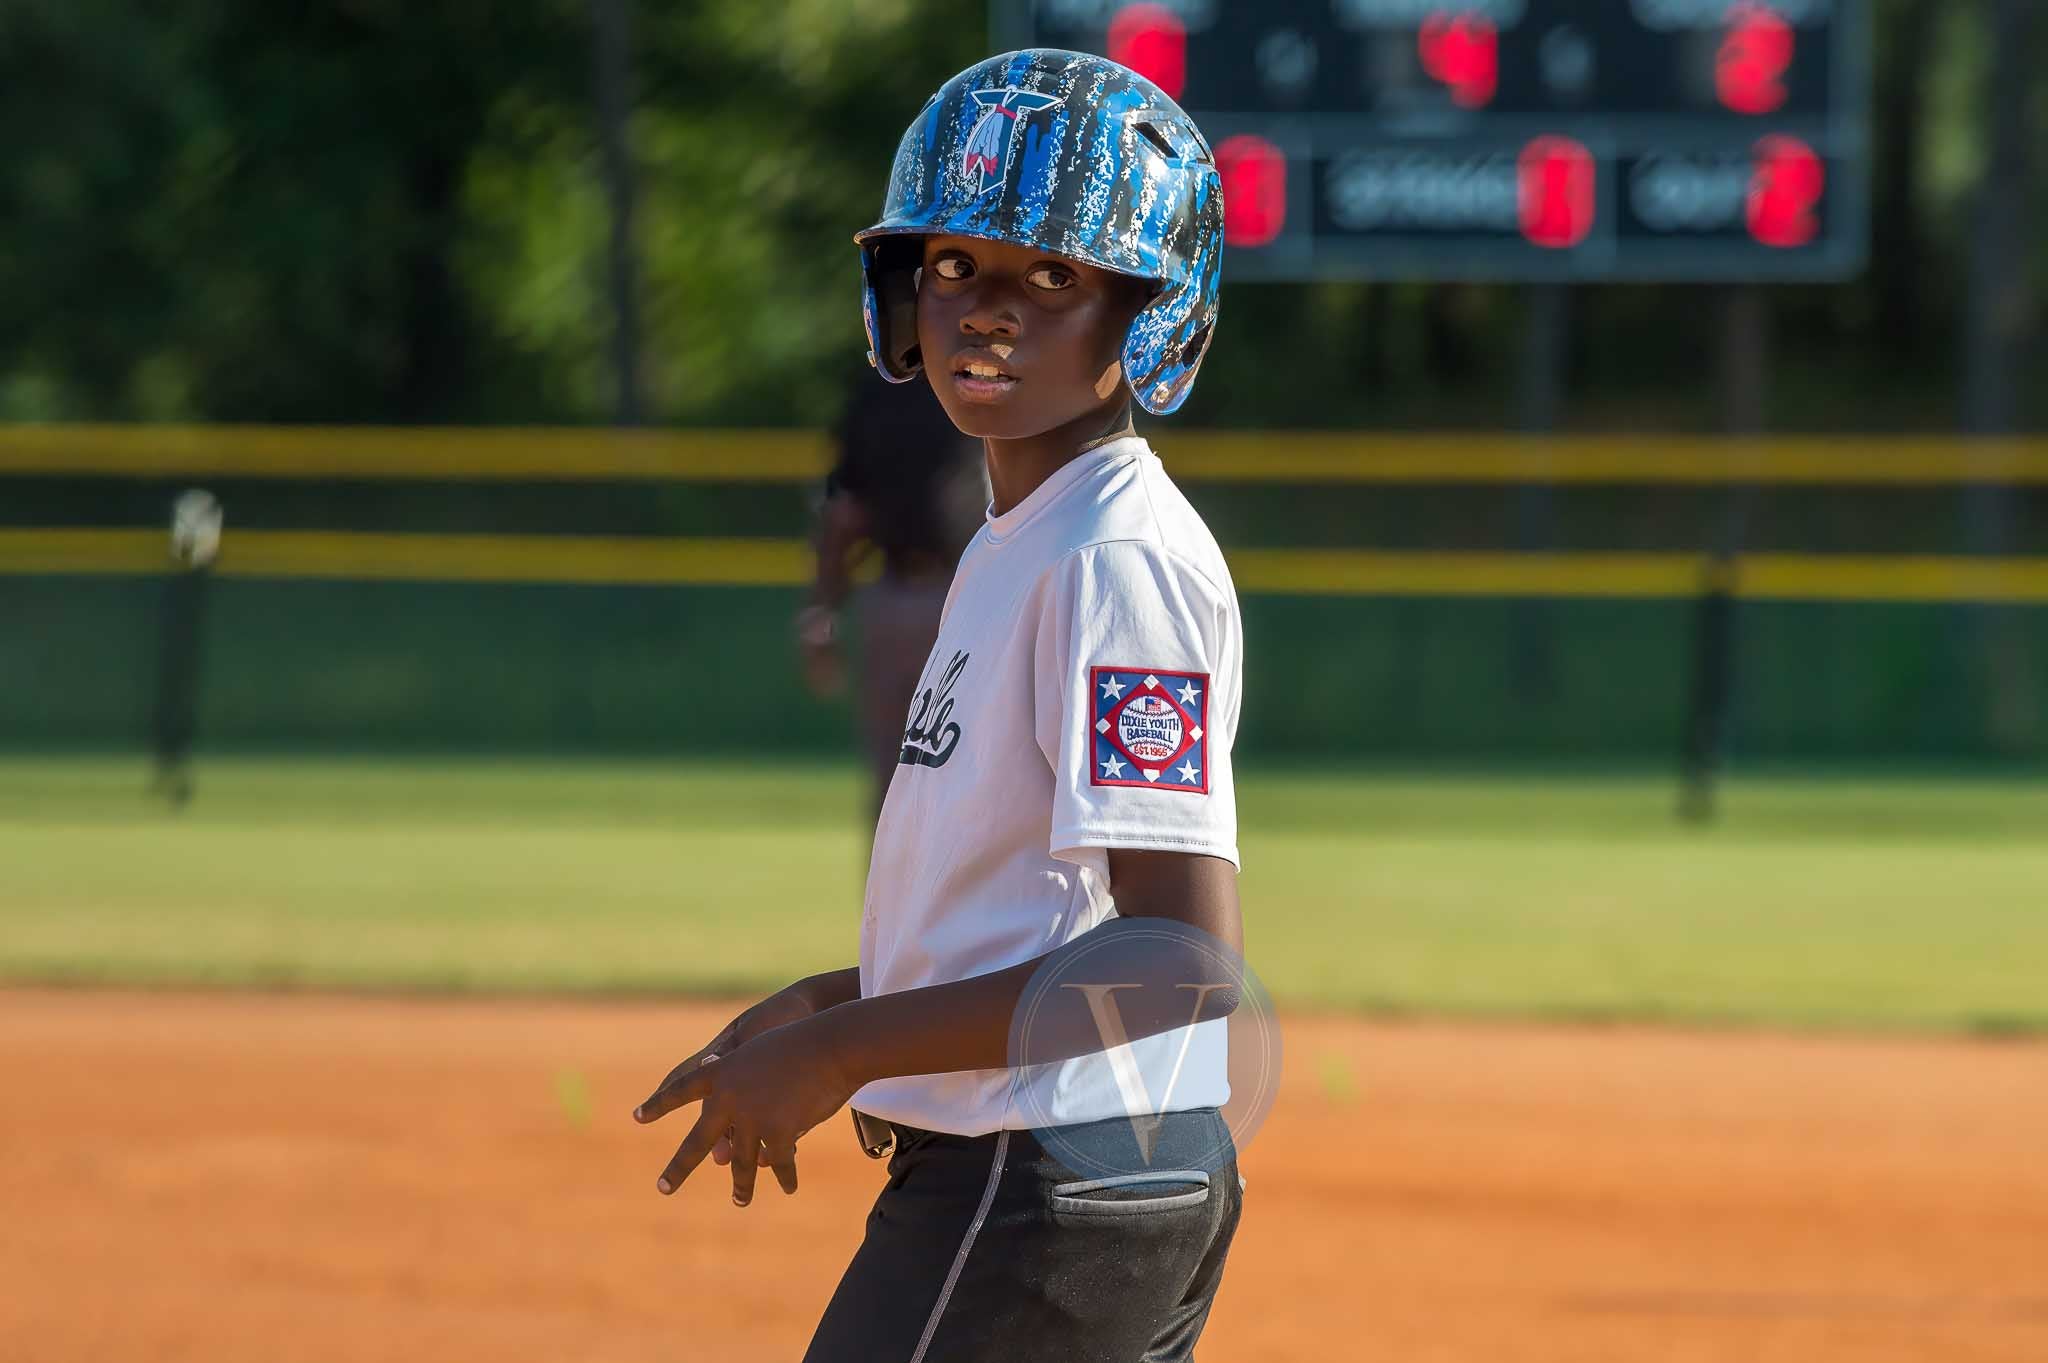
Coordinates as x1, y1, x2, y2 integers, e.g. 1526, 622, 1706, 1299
0, 2, 2041, 427
627, 0, 984, 421
0, 1, 587, 421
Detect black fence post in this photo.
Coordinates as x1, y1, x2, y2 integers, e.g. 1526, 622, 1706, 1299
1678, 554, 1738, 822
153, 490, 221, 807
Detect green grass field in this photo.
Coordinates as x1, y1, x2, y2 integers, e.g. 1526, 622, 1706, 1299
2, 758, 2043, 1034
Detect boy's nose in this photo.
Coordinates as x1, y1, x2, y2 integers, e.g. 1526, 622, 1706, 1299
960, 294, 1021, 338
961, 312, 1019, 339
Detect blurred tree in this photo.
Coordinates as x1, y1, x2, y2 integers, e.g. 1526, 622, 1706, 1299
1957, 0, 2043, 750
0, 0, 201, 419
590, 0, 645, 424
631, 0, 982, 423
1960, 0, 2039, 436
0, 0, 2038, 431
0, 0, 583, 422
1871, 0, 1937, 352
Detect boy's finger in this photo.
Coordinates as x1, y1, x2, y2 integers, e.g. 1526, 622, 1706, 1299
635, 1053, 718, 1123
711, 1132, 733, 1166
766, 1144, 800, 1196
656, 1109, 724, 1195
650, 1043, 721, 1095
727, 1122, 760, 1207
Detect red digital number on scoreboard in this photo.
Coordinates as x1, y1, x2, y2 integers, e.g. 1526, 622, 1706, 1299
1216, 135, 1287, 247
1718, 3, 1795, 116
1108, 4, 1187, 101
1518, 137, 1596, 249
1748, 134, 1824, 247
1419, 11, 1500, 110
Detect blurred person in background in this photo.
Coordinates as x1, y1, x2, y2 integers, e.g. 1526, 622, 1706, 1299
797, 363, 984, 818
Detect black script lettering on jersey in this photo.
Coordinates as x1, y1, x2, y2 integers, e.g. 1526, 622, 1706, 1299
899, 650, 969, 769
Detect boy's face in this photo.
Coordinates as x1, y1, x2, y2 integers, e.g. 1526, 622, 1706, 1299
915, 234, 1153, 441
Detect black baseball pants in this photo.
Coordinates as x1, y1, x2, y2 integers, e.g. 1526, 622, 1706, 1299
803, 1108, 1242, 1363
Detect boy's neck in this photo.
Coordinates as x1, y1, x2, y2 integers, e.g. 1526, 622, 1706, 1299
983, 404, 1136, 517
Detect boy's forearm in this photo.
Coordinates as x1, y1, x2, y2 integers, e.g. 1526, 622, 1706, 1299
819, 857, 1243, 1092
818, 958, 1040, 1087
815, 939, 1237, 1091
794, 966, 863, 1013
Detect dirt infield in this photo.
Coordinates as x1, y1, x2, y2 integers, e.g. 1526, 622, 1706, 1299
2, 991, 2043, 1362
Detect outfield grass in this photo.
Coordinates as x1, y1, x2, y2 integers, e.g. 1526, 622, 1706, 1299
2, 757, 2044, 1033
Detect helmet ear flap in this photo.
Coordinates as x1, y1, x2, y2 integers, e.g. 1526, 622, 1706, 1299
1123, 275, 1218, 416
862, 237, 926, 381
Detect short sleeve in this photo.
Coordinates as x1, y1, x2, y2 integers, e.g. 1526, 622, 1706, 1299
1033, 540, 1240, 868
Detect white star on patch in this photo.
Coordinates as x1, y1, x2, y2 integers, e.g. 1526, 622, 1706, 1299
1177, 680, 1201, 707
1176, 759, 1201, 784
1100, 755, 1127, 779
1099, 675, 1126, 701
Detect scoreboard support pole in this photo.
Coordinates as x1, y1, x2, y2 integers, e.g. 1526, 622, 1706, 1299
1680, 286, 1771, 823
1512, 283, 1570, 705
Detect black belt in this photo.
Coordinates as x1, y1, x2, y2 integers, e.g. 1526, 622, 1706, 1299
850, 1107, 897, 1159
850, 1108, 942, 1159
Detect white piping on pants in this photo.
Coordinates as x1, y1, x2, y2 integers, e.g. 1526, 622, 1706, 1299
907, 1129, 1010, 1363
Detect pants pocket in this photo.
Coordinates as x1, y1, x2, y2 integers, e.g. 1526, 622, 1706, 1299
1050, 1169, 1212, 1217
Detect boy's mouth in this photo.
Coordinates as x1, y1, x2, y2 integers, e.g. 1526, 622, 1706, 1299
950, 346, 1020, 402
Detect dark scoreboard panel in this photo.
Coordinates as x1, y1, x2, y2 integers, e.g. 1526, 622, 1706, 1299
991, 0, 1870, 280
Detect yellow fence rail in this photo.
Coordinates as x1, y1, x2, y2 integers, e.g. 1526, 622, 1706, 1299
10, 426, 2043, 601
6, 425, 2048, 484
8, 529, 2047, 604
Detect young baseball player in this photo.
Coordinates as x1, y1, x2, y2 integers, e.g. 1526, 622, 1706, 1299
636, 50, 1242, 1362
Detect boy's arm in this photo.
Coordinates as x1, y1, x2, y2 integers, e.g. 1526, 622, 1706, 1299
823, 849, 1239, 1085
649, 854, 1219, 1128
635, 850, 1242, 1205
793, 965, 863, 1013
645, 966, 863, 1106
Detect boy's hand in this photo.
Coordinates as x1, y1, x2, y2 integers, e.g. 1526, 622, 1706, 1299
659, 983, 819, 1088
633, 1016, 857, 1207
648, 982, 822, 1169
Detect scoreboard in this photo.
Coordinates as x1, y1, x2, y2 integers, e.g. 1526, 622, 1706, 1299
991, 0, 1870, 281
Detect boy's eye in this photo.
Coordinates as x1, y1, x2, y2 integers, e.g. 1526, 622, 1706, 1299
931, 255, 973, 281
1025, 265, 1076, 291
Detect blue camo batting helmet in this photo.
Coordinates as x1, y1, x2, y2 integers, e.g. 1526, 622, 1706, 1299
855, 49, 1224, 417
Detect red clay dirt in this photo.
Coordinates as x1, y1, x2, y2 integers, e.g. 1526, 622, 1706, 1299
2, 989, 2043, 1362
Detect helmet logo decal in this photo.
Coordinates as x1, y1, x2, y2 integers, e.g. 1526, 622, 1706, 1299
961, 88, 1061, 196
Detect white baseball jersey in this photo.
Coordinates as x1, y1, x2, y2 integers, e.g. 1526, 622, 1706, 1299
853, 435, 1241, 1136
